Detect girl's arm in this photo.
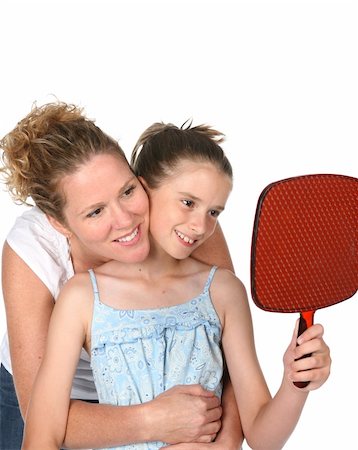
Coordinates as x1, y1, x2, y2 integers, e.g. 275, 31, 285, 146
22, 278, 87, 449
2, 242, 221, 448
216, 270, 331, 450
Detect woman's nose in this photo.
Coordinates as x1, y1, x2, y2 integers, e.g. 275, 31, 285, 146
111, 204, 132, 229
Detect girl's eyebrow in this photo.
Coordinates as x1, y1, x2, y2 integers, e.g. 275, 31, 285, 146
178, 191, 201, 201
178, 191, 226, 212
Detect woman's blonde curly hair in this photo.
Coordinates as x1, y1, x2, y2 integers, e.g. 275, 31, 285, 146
0, 101, 127, 223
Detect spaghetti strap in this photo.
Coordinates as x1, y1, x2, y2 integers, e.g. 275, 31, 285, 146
203, 266, 218, 293
88, 269, 100, 304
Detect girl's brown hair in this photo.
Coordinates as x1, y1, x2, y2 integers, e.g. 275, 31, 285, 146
131, 120, 233, 189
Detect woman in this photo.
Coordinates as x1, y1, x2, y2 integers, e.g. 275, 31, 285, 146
22, 120, 331, 449
0, 102, 242, 450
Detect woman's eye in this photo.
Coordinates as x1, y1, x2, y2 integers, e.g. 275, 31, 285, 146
123, 185, 135, 197
182, 199, 194, 208
87, 207, 102, 218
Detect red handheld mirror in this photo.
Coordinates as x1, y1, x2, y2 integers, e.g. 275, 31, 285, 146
251, 174, 357, 388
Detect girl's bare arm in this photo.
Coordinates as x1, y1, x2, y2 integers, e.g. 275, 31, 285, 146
217, 270, 330, 450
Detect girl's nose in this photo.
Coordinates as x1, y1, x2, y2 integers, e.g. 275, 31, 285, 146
189, 213, 207, 235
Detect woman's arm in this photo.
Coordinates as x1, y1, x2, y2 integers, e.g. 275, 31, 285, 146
192, 223, 234, 272
2, 242, 55, 417
213, 371, 243, 449
65, 385, 221, 448
2, 242, 222, 448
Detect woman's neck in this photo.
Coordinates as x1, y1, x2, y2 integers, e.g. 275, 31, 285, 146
70, 238, 110, 274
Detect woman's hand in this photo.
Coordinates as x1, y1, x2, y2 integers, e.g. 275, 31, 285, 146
168, 441, 241, 450
147, 385, 222, 444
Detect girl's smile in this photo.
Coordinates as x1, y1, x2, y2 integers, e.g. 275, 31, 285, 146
146, 159, 232, 260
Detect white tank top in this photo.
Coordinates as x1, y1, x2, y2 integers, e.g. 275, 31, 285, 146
0, 207, 98, 400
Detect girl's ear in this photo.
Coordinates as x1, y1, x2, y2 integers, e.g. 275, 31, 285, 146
46, 215, 71, 238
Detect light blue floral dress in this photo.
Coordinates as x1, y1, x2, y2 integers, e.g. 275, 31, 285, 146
89, 266, 223, 450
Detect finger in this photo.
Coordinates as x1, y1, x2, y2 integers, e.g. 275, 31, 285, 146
196, 433, 217, 443
294, 338, 328, 360
203, 395, 221, 411
297, 323, 324, 345
173, 384, 216, 397
291, 366, 329, 386
291, 318, 300, 347
293, 349, 330, 372
194, 416, 221, 439
198, 434, 217, 444
292, 355, 318, 373
205, 405, 222, 423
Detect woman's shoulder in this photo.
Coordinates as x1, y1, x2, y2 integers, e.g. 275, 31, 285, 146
5, 207, 72, 298
7, 206, 65, 249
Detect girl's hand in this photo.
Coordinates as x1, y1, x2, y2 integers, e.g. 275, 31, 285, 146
284, 321, 331, 391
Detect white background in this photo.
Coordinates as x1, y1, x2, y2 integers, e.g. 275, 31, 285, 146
0, 1, 357, 448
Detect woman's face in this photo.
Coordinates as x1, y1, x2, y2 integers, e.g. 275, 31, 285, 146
58, 153, 150, 265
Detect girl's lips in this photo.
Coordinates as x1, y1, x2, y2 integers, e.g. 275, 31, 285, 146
175, 229, 196, 246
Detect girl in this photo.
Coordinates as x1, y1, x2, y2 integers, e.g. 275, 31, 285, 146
0, 103, 242, 450
22, 121, 330, 449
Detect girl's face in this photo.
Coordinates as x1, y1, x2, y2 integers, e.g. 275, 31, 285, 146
56, 153, 150, 265
145, 159, 232, 260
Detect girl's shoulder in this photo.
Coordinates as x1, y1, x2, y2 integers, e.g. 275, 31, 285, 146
212, 266, 245, 285
54, 271, 95, 332
61, 271, 93, 292
210, 267, 249, 312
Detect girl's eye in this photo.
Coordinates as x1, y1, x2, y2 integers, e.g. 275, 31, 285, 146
87, 207, 103, 218
210, 210, 220, 218
182, 199, 194, 208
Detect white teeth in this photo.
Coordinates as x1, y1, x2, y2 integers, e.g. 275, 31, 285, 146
175, 230, 195, 245
117, 228, 138, 243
